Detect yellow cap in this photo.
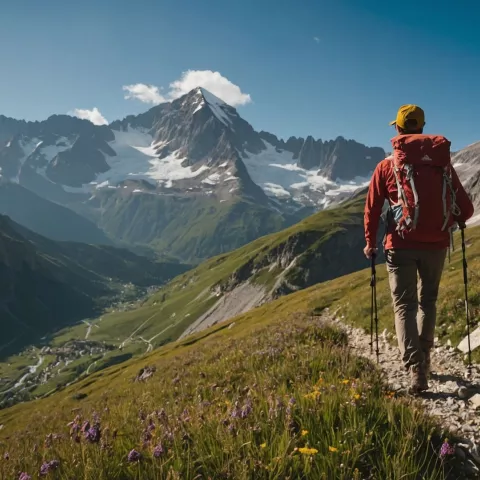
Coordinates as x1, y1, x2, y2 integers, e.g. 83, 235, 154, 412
389, 104, 425, 129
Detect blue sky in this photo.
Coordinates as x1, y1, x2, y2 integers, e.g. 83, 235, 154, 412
1, 0, 480, 151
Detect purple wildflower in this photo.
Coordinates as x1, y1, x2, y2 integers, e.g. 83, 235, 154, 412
147, 419, 156, 431
3, 452, 9, 460
40, 459, 59, 476
18, 473, 32, 480
230, 401, 242, 419
81, 421, 90, 434
142, 428, 153, 443
440, 441, 455, 458
153, 443, 165, 458
181, 408, 191, 423
241, 401, 252, 419
127, 449, 142, 463
85, 424, 101, 444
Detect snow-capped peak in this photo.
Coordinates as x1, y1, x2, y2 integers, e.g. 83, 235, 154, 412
191, 87, 234, 127
198, 87, 227, 107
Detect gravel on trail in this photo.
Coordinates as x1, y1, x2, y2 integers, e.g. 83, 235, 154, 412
330, 315, 480, 477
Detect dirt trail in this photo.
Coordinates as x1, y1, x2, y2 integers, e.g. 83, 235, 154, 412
329, 314, 480, 475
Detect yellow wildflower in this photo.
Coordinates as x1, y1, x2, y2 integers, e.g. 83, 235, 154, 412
304, 390, 321, 400
301, 429, 309, 436
260, 443, 267, 449
298, 447, 318, 455
353, 393, 361, 400
341, 379, 349, 384
329, 446, 338, 452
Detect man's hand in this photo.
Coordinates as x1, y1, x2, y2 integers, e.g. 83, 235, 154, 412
363, 246, 378, 259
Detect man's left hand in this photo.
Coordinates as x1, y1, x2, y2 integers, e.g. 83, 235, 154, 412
363, 246, 378, 259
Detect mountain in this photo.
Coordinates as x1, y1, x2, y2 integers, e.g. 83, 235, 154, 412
0, 180, 112, 244
0, 88, 385, 261
37, 192, 377, 357
453, 141, 480, 224
0, 215, 189, 357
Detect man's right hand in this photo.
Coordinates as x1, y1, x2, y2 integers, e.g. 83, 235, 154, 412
363, 246, 378, 259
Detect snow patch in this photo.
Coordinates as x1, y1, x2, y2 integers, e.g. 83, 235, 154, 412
201, 88, 232, 127
202, 173, 221, 185
244, 141, 371, 206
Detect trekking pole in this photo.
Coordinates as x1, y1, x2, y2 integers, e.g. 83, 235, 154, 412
460, 224, 473, 374
370, 254, 380, 364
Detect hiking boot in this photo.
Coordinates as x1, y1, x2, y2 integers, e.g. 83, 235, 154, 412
409, 363, 428, 394
423, 349, 431, 378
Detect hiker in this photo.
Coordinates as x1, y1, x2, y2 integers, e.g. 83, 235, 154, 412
363, 105, 474, 393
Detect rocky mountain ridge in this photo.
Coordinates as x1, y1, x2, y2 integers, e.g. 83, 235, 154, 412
2, 88, 479, 262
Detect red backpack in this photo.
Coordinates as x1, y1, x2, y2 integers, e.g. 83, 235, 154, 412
389, 134, 459, 242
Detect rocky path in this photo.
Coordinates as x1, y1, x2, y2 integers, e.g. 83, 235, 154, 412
330, 316, 480, 476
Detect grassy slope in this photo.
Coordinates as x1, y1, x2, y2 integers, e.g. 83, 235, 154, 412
55, 194, 367, 358
0, 256, 472, 477
97, 192, 290, 264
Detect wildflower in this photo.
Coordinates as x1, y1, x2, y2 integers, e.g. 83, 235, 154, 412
304, 390, 321, 400
153, 443, 165, 458
19, 473, 32, 480
298, 447, 318, 455
128, 449, 142, 462
341, 379, 349, 385
142, 428, 153, 443
301, 430, 309, 436
40, 460, 59, 476
181, 408, 191, 423
352, 393, 361, 400
147, 419, 156, 431
260, 443, 267, 449
240, 401, 252, 419
85, 424, 101, 444
328, 446, 338, 452
440, 440, 455, 458
3, 452, 9, 460
230, 401, 242, 419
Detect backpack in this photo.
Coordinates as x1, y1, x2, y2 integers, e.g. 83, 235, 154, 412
388, 134, 460, 242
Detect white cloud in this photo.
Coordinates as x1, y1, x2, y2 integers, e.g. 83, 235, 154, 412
123, 84, 166, 105
313, 36, 320, 44
71, 107, 108, 125
168, 70, 251, 106
123, 70, 251, 107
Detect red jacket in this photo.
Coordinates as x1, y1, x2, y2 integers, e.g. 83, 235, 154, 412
364, 156, 474, 250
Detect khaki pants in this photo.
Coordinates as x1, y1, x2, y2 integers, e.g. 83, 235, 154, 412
385, 248, 447, 369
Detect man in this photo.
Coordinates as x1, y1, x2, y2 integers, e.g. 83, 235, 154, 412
364, 104, 474, 393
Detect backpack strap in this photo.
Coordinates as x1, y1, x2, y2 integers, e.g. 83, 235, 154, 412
390, 160, 418, 230
405, 164, 420, 229
441, 166, 461, 231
